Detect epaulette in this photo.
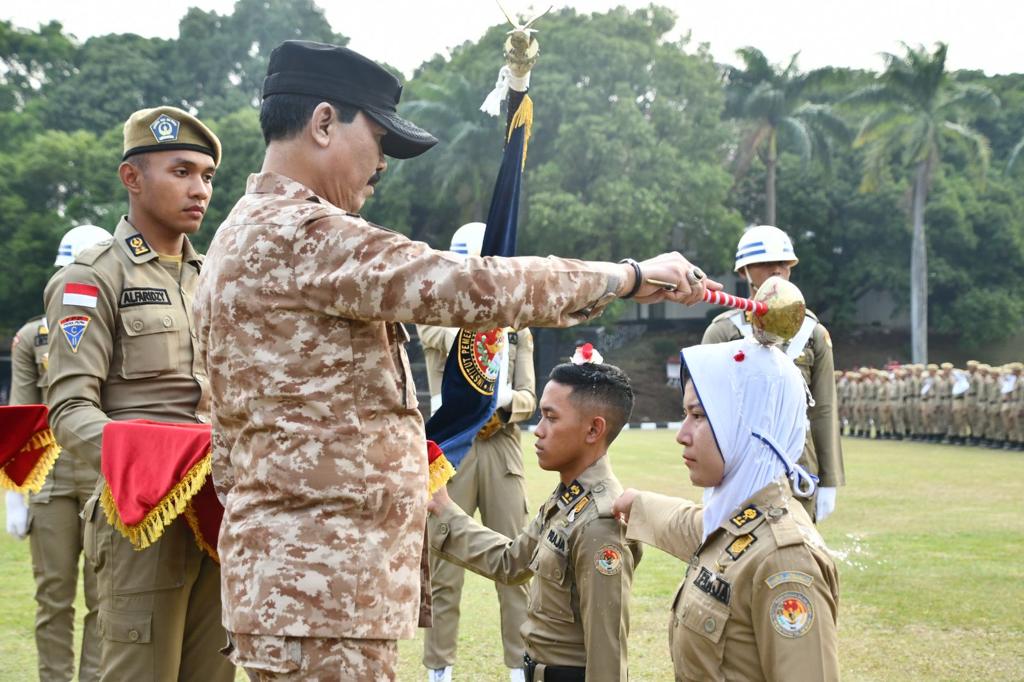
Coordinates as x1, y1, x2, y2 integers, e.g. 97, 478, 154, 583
768, 510, 806, 549
73, 238, 115, 266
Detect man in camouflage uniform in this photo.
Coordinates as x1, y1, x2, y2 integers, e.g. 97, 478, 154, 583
44, 107, 233, 681
427, 362, 641, 682
702, 225, 844, 522
193, 41, 710, 679
6, 226, 110, 682
419, 223, 534, 682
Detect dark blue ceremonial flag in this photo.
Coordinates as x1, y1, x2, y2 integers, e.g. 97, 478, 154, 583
425, 90, 532, 486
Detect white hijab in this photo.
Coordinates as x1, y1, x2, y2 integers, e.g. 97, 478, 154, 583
681, 338, 816, 540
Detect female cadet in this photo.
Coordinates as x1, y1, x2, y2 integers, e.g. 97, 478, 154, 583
613, 338, 840, 681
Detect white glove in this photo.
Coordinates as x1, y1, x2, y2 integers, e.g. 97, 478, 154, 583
5, 491, 28, 540
815, 487, 837, 522
495, 345, 513, 410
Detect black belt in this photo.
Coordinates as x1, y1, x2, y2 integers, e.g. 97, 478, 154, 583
524, 653, 586, 682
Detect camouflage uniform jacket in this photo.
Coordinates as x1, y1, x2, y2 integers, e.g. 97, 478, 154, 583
193, 172, 626, 640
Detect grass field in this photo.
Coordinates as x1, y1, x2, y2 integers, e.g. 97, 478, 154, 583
1, 435, 1022, 681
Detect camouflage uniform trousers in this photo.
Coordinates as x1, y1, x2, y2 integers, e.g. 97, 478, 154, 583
231, 633, 398, 681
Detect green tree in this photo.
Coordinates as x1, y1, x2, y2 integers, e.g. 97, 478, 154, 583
724, 47, 849, 225
846, 42, 998, 362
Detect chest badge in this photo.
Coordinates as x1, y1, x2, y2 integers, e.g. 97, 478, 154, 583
725, 533, 757, 561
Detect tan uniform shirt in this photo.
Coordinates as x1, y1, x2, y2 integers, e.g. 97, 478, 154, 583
428, 456, 639, 681
702, 310, 845, 487
626, 479, 839, 682
194, 172, 627, 640
44, 218, 207, 477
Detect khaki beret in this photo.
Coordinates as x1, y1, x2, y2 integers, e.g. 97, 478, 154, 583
966, 360, 979, 368
940, 362, 953, 370
123, 106, 221, 166
927, 363, 938, 371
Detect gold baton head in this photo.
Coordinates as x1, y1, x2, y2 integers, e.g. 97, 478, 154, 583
751, 276, 806, 346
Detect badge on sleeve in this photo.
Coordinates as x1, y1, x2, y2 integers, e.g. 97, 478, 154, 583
770, 591, 814, 638
63, 282, 99, 308
595, 545, 622, 575
59, 315, 91, 353
765, 571, 814, 589
150, 114, 180, 142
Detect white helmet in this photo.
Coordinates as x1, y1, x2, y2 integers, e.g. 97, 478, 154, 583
734, 225, 799, 272
449, 222, 486, 258
55, 224, 112, 267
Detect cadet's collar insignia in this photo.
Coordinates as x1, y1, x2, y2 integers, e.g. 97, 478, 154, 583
730, 505, 762, 528
694, 566, 732, 605
59, 315, 90, 353
770, 591, 814, 638
150, 114, 180, 143
594, 545, 623, 575
765, 571, 814, 589
560, 480, 585, 507
34, 324, 49, 347
725, 533, 757, 561
120, 288, 172, 308
545, 528, 567, 554
567, 494, 590, 523
126, 234, 152, 257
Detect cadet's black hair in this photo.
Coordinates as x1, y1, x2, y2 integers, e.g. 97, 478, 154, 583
548, 362, 634, 445
259, 94, 359, 144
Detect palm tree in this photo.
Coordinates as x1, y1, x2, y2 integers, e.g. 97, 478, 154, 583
846, 43, 998, 363
724, 47, 849, 225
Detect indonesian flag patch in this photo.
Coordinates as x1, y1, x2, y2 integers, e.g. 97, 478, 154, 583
63, 282, 99, 308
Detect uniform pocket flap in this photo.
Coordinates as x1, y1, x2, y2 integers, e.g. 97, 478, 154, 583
534, 543, 569, 585
682, 596, 730, 644
100, 609, 152, 644
121, 309, 180, 337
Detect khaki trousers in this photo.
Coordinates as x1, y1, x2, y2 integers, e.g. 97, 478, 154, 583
232, 633, 398, 681
29, 487, 101, 681
85, 498, 234, 682
423, 427, 529, 670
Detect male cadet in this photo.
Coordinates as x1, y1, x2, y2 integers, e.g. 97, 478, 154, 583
418, 222, 534, 682
7, 224, 110, 682
702, 225, 844, 522
427, 360, 641, 682
920, 364, 938, 441
193, 41, 711, 680
44, 107, 233, 681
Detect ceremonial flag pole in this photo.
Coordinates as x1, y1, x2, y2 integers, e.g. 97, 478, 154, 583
424, 9, 544, 493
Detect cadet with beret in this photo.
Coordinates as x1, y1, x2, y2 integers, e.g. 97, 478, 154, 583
44, 107, 233, 681
703, 226, 844, 522
193, 40, 711, 679
614, 339, 839, 682
6, 225, 110, 682
428, 360, 641, 682
419, 224, 533, 682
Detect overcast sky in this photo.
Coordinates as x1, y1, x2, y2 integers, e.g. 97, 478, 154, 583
6, 1, 1023, 77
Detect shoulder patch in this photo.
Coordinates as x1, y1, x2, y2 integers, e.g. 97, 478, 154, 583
730, 505, 762, 528
594, 545, 622, 575
726, 533, 757, 560
125, 233, 151, 257
765, 571, 814, 589
59, 315, 90, 353
770, 591, 814, 638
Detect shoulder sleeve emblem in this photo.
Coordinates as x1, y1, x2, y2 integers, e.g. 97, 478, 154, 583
770, 591, 814, 638
63, 282, 99, 309
594, 545, 623, 575
59, 315, 91, 353
765, 571, 814, 589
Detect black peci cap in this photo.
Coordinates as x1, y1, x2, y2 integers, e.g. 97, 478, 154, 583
263, 40, 438, 159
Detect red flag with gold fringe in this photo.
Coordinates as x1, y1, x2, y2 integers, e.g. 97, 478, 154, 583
100, 420, 222, 561
0, 404, 61, 493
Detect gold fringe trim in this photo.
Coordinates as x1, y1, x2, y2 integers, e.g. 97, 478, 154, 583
183, 503, 220, 564
0, 429, 61, 494
101, 453, 212, 551
427, 453, 456, 495
507, 93, 533, 170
